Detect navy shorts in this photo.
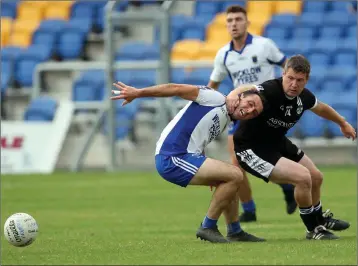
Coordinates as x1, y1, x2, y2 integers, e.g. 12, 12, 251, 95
155, 153, 207, 187
228, 120, 240, 135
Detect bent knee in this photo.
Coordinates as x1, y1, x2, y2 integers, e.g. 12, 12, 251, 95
295, 168, 312, 189
311, 169, 323, 187
229, 166, 243, 185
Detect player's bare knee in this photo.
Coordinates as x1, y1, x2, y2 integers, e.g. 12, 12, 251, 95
311, 169, 323, 187
295, 168, 312, 190
232, 167, 243, 185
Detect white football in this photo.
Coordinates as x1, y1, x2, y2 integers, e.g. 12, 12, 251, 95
4, 213, 39, 247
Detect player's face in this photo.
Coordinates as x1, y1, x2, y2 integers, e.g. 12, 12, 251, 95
232, 94, 264, 120
226, 12, 248, 39
282, 68, 308, 97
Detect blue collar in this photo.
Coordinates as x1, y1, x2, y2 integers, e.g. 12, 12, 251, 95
229, 33, 253, 54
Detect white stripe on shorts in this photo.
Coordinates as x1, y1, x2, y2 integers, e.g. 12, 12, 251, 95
171, 157, 197, 175
175, 157, 199, 171
236, 149, 274, 178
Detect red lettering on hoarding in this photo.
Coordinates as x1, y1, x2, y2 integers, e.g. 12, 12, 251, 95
1, 137, 24, 149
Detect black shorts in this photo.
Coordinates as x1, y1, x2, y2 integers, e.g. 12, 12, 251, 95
235, 137, 304, 183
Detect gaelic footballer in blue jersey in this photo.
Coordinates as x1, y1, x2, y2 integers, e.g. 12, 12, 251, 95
207, 4, 295, 222
229, 55, 356, 240
111, 81, 266, 243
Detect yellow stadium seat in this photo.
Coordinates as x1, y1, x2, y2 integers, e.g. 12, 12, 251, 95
44, 4, 71, 20
206, 24, 231, 43
171, 40, 203, 60
196, 42, 222, 60
9, 32, 31, 47
248, 22, 263, 36
247, 1, 274, 15
249, 12, 272, 27
274, 1, 302, 14
12, 19, 40, 35
211, 12, 227, 27
17, 5, 44, 22
1, 18, 12, 47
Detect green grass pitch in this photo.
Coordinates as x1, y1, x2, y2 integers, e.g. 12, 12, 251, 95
1, 166, 356, 265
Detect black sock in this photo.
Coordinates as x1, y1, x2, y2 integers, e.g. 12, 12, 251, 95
280, 184, 295, 202
299, 206, 318, 232
313, 201, 324, 225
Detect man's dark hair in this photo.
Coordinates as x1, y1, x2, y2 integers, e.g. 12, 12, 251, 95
226, 5, 247, 17
284, 54, 311, 78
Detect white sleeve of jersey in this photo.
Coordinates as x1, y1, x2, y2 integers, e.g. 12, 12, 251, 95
209, 49, 228, 82
265, 38, 286, 65
195, 86, 226, 106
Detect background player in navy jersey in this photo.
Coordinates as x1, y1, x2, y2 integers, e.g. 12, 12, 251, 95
111, 81, 266, 243
227, 55, 356, 240
207, 5, 296, 222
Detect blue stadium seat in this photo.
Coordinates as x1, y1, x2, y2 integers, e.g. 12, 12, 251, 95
93, 1, 128, 32
70, 1, 96, 23
24, 96, 58, 121
116, 41, 159, 60
1, 46, 24, 61
182, 28, 206, 41
72, 71, 105, 102
282, 39, 312, 55
302, 1, 329, 13
195, 1, 221, 16
170, 68, 187, 84
330, 2, 350, 12
323, 12, 351, 26
309, 65, 328, 82
327, 107, 357, 136
319, 25, 343, 39
182, 68, 212, 85
1, 2, 17, 18
313, 39, 338, 53
218, 78, 233, 95
346, 25, 357, 38
14, 44, 52, 87
269, 14, 298, 27
327, 66, 356, 81
264, 25, 290, 41
333, 49, 356, 67
307, 50, 331, 67
126, 70, 156, 91
221, 1, 246, 12
305, 76, 318, 93
32, 31, 56, 53
315, 90, 336, 105
291, 25, 317, 40
298, 13, 324, 27
115, 70, 133, 84
320, 77, 345, 92
1, 59, 12, 93
57, 20, 87, 59
340, 38, 356, 50
299, 112, 327, 137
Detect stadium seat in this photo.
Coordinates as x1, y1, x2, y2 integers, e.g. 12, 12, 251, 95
17, 3, 45, 22
333, 49, 356, 67
24, 96, 58, 121
309, 66, 328, 82
116, 41, 159, 61
327, 66, 356, 81
9, 32, 32, 47
298, 13, 324, 27
249, 12, 272, 29
102, 112, 132, 141
171, 40, 203, 60
316, 90, 336, 106
182, 68, 212, 85
274, 1, 302, 15
72, 76, 104, 102
1, 1, 17, 18
291, 25, 317, 40
70, 1, 96, 22
346, 25, 357, 38
170, 68, 187, 84
196, 42, 221, 60
14, 44, 53, 87
268, 14, 297, 27
247, 21, 264, 35
299, 112, 327, 137
56, 20, 88, 59
127, 70, 156, 89
93, 1, 128, 33
12, 18, 40, 36
44, 2, 72, 20
327, 107, 357, 136
313, 39, 338, 53
182, 27, 206, 41
195, 1, 220, 17
206, 24, 231, 44
306, 50, 331, 67
264, 25, 290, 41
1, 59, 12, 92
302, 1, 329, 13
330, 1, 349, 12
320, 77, 345, 92
319, 25, 343, 39
1, 17, 12, 47
282, 39, 312, 56
221, 1, 246, 12
247, 1, 274, 15
324, 12, 351, 27
340, 37, 356, 50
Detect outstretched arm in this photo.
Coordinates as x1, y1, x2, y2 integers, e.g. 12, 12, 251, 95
311, 101, 356, 140
111, 82, 200, 105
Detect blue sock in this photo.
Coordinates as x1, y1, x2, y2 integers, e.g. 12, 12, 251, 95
227, 221, 242, 235
242, 200, 256, 213
280, 184, 294, 192
202, 215, 218, 229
